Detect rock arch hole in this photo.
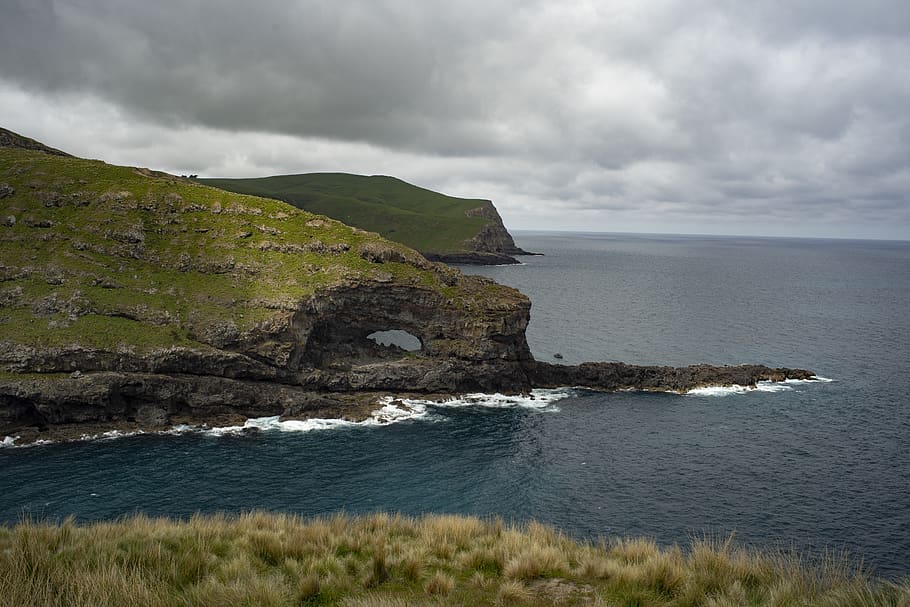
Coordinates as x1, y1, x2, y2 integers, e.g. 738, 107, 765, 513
367, 329, 422, 352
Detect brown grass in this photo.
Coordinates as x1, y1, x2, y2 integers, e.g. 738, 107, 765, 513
0, 512, 906, 606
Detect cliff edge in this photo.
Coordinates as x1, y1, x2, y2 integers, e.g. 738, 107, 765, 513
0, 130, 812, 443
201, 173, 536, 265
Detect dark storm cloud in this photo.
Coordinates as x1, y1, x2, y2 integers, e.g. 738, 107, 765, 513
0, 0, 527, 154
1, 0, 909, 238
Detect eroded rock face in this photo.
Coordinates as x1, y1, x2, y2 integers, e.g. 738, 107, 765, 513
463, 202, 530, 257
0, 274, 538, 435
0, 273, 817, 440
424, 201, 537, 265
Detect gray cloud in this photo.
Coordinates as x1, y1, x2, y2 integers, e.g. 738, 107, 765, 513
1, 0, 909, 239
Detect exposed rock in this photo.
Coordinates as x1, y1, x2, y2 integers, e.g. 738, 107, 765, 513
359, 241, 430, 268
462, 201, 533, 258
527, 361, 815, 393
423, 251, 522, 265
0, 127, 71, 156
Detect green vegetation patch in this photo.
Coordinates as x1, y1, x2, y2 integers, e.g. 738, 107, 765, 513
0, 512, 905, 607
0, 149, 498, 358
201, 173, 495, 254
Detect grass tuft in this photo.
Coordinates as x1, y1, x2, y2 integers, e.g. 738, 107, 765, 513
0, 512, 905, 607
422, 570, 455, 596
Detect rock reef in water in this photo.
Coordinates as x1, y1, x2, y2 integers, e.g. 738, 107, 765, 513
0, 129, 813, 443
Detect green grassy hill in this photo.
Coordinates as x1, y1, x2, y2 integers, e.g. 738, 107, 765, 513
200, 173, 522, 259
0, 134, 490, 360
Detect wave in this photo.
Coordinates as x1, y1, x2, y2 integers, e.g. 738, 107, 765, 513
5, 380, 822, 446
198, 388, 573, 436
200, 399, 430, 437
686, 376, 834, 397
1, 390, 573, 447
412, 388, 574, 412
0, 428, 147, 448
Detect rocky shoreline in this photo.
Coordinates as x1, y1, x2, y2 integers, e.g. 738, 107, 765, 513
0, 132, 814, 446
1, 360, 814, 446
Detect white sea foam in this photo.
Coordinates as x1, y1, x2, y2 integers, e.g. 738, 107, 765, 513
686, 376, 834, 397
202, 389, 571, 435
1, 391, 571, 446
686, 384, 753, 396
91, 429, 146, 441
204, 399, 430, 436
3, 436, 55, 448
402, 388, 574, 412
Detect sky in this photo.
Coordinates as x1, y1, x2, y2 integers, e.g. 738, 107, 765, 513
2, 1, 909, 240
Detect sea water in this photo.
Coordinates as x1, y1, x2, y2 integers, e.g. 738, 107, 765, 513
2, 232, 908, 577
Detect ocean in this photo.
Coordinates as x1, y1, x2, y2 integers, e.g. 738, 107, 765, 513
2, 232, 909, 578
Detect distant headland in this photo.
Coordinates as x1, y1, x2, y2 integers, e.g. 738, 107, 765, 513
200, 172, 537, 265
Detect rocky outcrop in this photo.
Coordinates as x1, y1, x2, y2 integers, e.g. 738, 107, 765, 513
0, 274, 539, 438
527, 361, 815, 392
424, 201, 538, 265
0, 127, 71, 156
0, 274, 814, 440
463, 202, 531, 256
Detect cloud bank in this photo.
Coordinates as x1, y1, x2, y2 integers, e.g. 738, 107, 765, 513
2, 0, 909, 238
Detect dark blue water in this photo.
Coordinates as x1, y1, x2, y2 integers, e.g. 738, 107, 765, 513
2, 232, 909, 578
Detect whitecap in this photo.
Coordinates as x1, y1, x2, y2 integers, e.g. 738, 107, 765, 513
401, 388, 574, 413
1, 435, 18, 447
203, 399, 429, 436
686, 375, 835, 397
686, 385, 752, 396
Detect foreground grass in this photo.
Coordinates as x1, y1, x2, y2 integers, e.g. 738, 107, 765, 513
1, 513, 906, 606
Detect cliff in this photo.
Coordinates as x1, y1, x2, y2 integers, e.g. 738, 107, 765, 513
201, 173, 535, 265
0, 130, 812, 443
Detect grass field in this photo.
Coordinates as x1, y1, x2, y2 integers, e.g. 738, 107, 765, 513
201, 173, 495, 254
1, 512, 906, 606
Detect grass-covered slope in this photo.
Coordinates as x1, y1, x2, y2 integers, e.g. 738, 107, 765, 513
2, 512, 905, 607
200, 173, 513, 257
0, 147, 480, 359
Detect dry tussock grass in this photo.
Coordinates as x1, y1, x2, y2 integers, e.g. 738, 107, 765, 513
0, 512, 906, 607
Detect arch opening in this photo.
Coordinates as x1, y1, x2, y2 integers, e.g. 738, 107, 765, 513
367, 329, 422, 352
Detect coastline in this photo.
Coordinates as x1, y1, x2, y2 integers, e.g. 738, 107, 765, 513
1, 370, 822, 448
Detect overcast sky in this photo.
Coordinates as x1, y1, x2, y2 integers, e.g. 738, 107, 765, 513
2, 1, 909, 239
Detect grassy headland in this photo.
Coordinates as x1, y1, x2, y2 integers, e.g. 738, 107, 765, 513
0, 148, 484, 355
1, 512, 905, 607
200, 173, 513, 257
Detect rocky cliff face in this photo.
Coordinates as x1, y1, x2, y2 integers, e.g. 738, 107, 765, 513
0, 273, 537, 440
0, 133, 541, 439
462, 202, 531, 256
0, 131, 813, 443
425, 201, 535, 265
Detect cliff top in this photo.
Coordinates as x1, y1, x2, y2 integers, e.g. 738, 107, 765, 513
201, 172, 527, 261
0, 127, 71, 157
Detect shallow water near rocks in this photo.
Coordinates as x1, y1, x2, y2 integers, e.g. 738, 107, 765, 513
2, 232, 909, 578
